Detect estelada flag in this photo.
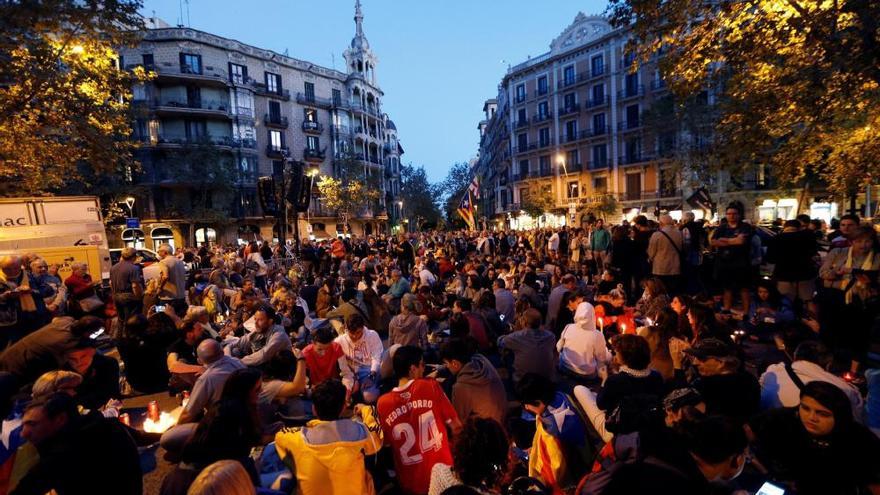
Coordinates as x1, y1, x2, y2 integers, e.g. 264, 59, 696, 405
457, 190, 475, 230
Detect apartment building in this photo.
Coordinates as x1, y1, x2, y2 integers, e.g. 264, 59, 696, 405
116, 1, 403, 248
475, 13, 839, 228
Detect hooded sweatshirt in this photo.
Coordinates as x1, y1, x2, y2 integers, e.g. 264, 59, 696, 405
557, 302, 611, 377
388, 313, 428, 348
451, 354, 507, 425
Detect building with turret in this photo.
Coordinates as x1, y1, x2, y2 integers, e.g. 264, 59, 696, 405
116, 1, 403, 249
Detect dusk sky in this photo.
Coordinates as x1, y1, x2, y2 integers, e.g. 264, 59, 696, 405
140, 0, 609, 182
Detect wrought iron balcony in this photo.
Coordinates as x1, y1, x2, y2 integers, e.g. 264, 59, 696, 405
617, 84, 645, 100
559, 103, 581, 116
252, 83, 291, 100
303, 148, 326, 161
264, 114, 289, 129
302, 121, 324, 134
296, 93, 332, 108
266, 145, 290, 158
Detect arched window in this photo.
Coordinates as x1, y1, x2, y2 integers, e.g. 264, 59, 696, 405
195, 227, 217, 246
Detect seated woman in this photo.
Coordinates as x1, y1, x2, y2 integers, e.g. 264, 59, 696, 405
160, 368, 263, 495
259, 350, 307, 435
428, 417, 510, 495
634, 277, 670, 323
746, 279, 795, 340
747, 381, 880, 495
574, 334, 664, 443
637, 307, 680, 381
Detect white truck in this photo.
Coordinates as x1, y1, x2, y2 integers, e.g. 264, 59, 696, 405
0, 196, 111, 281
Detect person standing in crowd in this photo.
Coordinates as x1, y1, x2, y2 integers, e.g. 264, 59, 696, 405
830, 213, 860, 248
679, 211, 706, 294
647, 214, 683, 295
378, 346, 461, 495
590, 219, 611, 274
766, 219, 818, 309
109, 247, 145, 331
546, 274, 577, 330
157, 244, 188, 306
710, 202, 754, 313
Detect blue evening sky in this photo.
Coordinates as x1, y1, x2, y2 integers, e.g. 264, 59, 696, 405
140, 0, 608, 182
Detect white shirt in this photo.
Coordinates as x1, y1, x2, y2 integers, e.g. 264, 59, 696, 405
419, 268, 436, 287
335, 328, 384, 389
548, 233, 560, 251
760, 360, 864, 421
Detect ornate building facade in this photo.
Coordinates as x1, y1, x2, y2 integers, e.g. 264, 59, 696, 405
116, 1, 403, 248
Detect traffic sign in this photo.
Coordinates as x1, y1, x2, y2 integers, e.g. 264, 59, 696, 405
125, 218, 140, 228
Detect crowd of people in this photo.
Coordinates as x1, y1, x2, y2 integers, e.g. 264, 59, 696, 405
0, 200, 879, 495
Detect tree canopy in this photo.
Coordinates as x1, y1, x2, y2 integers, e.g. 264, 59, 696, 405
439, 162, 473, 224
0, 0, 148, 195
607, 0, 880, 193
399, 163, 442, 228
316, 151, 381, 231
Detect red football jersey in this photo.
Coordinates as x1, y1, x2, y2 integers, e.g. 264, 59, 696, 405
377, 378, 459, 495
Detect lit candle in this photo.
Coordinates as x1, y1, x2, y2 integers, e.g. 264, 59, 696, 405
598, 317, 604, 333
620, 323, 627, 334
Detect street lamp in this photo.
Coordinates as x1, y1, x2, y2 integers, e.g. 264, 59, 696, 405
124, 196, 136, 216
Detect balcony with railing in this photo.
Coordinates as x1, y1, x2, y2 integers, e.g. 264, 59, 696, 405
532, 112, 553, 124
585, 96, 610, 109
252, 83, 291, 100
534, 88, 550, 98
264, 114, 289, 129
589, 159, 610, 170
332, 125, 351, 136
557, 77, 577, 89
621, 153, 654, 166
140, 62, 230, 88
562, 132, 579, 144
302, 121, 324, 134
560, 162, 582, 173
538, 139, 552, 149
514, 93, 527, 104
303, 148, 326, 161
618, 84, 645, 100
296, 93, 332, 108
515, 119, 530, 129
266, 144, 290, 158
505, 202, 521, 213
617, 119, 643, 132
152, 98, 231, 118
150, 134, 237, 150
580, 126, 609, 139
558, 103, 581, 116
577, 68, 605, 84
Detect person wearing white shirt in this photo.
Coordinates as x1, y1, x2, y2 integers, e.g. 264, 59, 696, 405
419, 266, 437, 287
760, 340, 864, 421
335, 313, 384, 403
557, 301, 611, 384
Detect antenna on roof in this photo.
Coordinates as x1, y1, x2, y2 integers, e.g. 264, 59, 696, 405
331, 52, 336, 71
284, 48, 290, 56
177, 0, 184, 27
185, 0, 191, 27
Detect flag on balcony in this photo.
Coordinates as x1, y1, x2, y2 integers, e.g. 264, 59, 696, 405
457, 190, 476, 230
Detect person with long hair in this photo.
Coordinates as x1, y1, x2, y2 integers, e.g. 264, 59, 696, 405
428, 417, 510, 495
634, 277, 670, 323
161, 368, 263, 495
638, 307, 680, 381
746, 279, 795, 339
686, 303, 729, 344
747, 381, 880, 495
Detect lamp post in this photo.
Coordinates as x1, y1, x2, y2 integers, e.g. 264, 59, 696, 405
121, 196, 140, 247
398, 200, 404, 232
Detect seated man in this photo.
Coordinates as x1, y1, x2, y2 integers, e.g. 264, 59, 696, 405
497, 308, 557, 383
62, 337, 119, 411
684, 338, 761, 425
166, 319, 209, 392
439, 337, 507, 425
0, 316, 101, 385
225, 305, 292, 368
13, 393, 141, 495
302, 324, 346, 387
274, 379, 381, 495
335, 314, 383, 403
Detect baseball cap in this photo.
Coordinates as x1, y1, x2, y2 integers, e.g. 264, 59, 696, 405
663, 387, 704, 410
683, 338, 734, 360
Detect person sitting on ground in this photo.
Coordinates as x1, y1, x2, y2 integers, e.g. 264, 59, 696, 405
428, 416, 510, 495
61, 337, 119, 411
760, 340, 864, 420
325, 287, 368, 324
683, 338, 760, 425
574, 334, 665, 443
439, 337, 507, 425
746, 279, 795, 339
638, 307, 680, 381
302, 323, 346, 387
13, 393, 142, 495
634, 277, 670, 323
747, 381, 880, 495
452, 297, 493, 351
176, 340, 245, 426
160, 368, 264, 495
586, 415, 748, 495
497, 308, 557, 384
258, 349, 307, 435
225, 305, 292, 368
335, 314, 383, 404
116, 313, 173, 394
0, 316, 101, 385
167, 319, 210, 393
274, 379, 382, 495
557, 300, 610, 388
377, 346, 461, 495
516, 373, 591, 492
389, 293, 429, 348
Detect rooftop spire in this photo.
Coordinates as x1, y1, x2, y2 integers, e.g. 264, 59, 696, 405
355, 0, 364, 37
